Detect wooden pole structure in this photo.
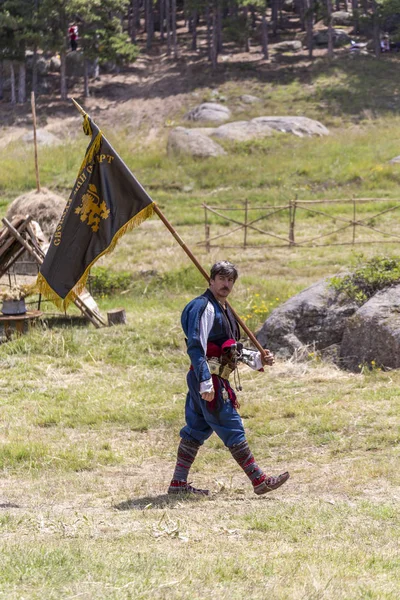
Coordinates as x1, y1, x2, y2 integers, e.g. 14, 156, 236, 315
70, 99, 272, 358
31, 91, 41, 193
244, 198, 248, 248
204, 204, 210, 253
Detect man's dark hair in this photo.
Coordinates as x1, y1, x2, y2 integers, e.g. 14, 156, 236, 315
210, 261, 238, 282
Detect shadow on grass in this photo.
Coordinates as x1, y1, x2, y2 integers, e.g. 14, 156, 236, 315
114, 493, 207, 510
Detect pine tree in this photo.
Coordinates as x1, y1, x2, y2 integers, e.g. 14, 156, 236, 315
69, 0, 138, 97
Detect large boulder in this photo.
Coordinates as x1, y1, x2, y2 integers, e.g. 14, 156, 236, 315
240, 95, 261, 104
340, 286, 400, 371
6, 188, 66, 239
314, 28, 351, 47
167, 127, 227, 158
66, 51, 84, 76
273, 40, 303, 52
257, 278, 358, 358
211, 120, 273, 142
185, 103, 232, 123
331, 11, 353, 26
252, 116, 329, 137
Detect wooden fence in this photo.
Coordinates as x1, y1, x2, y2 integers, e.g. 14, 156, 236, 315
200, 198, 400, 251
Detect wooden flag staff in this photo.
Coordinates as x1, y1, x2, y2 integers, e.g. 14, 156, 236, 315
71, 99, 270, 358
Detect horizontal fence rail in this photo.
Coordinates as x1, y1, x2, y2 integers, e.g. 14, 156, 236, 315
199, 198, 400, 250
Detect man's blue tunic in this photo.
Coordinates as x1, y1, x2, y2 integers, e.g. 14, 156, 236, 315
180, 289, 246, 447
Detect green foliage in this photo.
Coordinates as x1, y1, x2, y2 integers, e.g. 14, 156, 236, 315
68, 0, 138, 64
223, 14, 249, 47
330, 255, 400, 304
89, 266, 134, 296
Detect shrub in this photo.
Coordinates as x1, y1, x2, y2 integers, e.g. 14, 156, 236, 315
89, 267, 133, 296
330, 255, 400, 305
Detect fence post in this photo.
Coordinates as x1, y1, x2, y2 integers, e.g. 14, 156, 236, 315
289, 197, 297, 246
204, 204, 210, 253
243, 198, 249, 248
352, 197, 356, 245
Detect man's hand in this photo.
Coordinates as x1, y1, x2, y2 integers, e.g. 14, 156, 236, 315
201, 391, 215, 402
261, 349, 275, 366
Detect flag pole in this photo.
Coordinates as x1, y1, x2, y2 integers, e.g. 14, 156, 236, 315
70, 99, 271, 358
152, 204, 270, 357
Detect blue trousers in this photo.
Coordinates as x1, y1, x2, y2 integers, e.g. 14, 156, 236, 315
180, 370, 246, 447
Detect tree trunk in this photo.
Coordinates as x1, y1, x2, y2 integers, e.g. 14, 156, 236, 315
326, 0, 334, 59
0, 61, 3, 100
107, 308, 127, 326
10, 63, 16, 105
361, 0, 368, 15
261, 5, 269, 59
191, 9, 197, 50
160, 0, 165, 41
60, 50, 67, 100
351, 0, 359, 33
93, 57, 100, 79
305, 0, 314, 58
372, 0, 381, 57
206, 4, 212, 60
129, 0, 137, 42
136, 0, 141, 29
18, 61, 26, 104
217, 1, 223, 53
32, 46, 38, 96
166, 0, 171, 55
243, 6, 250, 52
271, 0, 279, 36
84, 59, 90, 97
250, 4, 256, 29
172, 0, 178, 58
296, 0, 306, 30
146, 0, 154, 50
211, 2, 218, 68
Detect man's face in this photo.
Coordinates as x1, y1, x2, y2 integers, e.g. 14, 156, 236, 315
209, 273, 235, 302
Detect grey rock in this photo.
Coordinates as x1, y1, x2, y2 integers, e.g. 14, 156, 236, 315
240, 94, 261, 104
314, 28, 351, 47
66, 51, 84, 76
340, 286, 400, 371
22, 130, 61, 146
389, 155, 400, 164
167, 127, 227, 158
49, 55, 61, 72
273, 40, 303, 52
185, 103, 232, 123
257, 278, 358, 358
36, 56, 51, 75
188, 127, 217, 136
212, 120, 273, 141
252, 116, 329, 137
331, 11, 353, 26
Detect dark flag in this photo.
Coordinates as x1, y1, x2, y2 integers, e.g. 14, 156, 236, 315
36, 115, 155, 308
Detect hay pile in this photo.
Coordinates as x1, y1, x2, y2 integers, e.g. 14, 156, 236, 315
6, 188, 66, 240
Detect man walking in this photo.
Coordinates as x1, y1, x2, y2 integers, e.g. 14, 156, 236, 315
168, 261, 289, 496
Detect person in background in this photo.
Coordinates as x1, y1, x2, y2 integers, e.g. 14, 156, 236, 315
69, 24, 78, 52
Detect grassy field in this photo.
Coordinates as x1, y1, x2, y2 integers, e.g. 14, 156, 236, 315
1, 53, 400, 598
